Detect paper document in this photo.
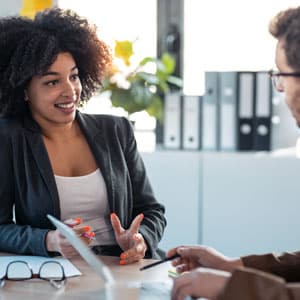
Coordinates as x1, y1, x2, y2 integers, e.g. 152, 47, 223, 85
0, 256, 81, 278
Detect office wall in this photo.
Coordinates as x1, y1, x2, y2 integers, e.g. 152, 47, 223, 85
0, 1, 58, 17
142, 151, 202, 251
0, 0, 22, 16
142, 151, 300, 256
202, 152, 300, 256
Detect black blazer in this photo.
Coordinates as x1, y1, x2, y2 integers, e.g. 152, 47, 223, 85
0, 111, 166, 257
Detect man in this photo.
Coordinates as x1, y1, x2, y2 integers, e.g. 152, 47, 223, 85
168, 6, 300, 300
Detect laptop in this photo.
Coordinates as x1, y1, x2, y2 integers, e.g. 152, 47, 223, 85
47, 214, 174, 300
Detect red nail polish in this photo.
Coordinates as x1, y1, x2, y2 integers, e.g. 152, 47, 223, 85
119, 260, 126, 265
120, 253, 126, 260
83, 226, 91, 232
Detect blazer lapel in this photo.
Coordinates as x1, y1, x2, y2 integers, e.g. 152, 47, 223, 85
23, 116, 60, 217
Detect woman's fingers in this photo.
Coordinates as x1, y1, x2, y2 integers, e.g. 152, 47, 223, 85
119, 233, 147, 265
129, 213, 144, 233
110, 213, 124, 236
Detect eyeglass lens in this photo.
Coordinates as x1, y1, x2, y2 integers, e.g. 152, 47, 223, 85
7, 261, 31, 280
40, 261, 64, 280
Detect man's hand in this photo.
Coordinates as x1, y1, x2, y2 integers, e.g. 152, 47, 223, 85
171, 268, 231, 300
166, 245, 243, 273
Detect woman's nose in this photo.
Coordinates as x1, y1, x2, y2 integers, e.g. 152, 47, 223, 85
62, 81, 76, 98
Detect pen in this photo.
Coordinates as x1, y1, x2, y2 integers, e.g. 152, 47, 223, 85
139, 253, 180, 271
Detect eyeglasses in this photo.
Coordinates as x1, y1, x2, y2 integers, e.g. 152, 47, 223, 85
268, 69, 300, 92
0, 260, 66, 289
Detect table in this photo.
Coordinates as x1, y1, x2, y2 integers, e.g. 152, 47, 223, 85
0, 255, 173, 299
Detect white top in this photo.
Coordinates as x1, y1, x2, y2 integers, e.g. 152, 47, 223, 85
54, 169, 116, 246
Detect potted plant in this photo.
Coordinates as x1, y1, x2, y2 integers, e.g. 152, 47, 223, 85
100, 40, 182, 121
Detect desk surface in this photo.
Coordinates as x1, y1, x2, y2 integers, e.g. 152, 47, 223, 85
0, 255, 172, 299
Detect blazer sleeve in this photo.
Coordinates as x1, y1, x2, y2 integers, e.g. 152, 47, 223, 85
119, 117, 167, 258
0, 121, 50, 257
219, 267, 300, 300
242, 251, 300, 282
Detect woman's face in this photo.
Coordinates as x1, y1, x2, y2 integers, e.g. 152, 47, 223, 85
26, 52, 82, 127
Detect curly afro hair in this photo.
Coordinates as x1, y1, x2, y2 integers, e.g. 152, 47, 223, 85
0, 8, 112, 116
269, 6, 300, 71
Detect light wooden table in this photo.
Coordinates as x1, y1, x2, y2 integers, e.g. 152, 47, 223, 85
0, 255, 173, 299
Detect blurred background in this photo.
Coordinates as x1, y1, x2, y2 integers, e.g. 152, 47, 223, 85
2, 0, 300, 256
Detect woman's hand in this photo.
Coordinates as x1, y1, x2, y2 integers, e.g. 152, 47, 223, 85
166, 245, 243, 273
46, 218, 94, 258
171, 268, 231, 300
46, 229, 79, 258
110, 212, 147, 265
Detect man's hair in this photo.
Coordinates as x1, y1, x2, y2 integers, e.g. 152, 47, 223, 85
269, 6, 300, 71
0, 8, 112, 116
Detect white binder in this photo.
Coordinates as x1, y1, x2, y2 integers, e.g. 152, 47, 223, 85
163, 91, 182, 149
182, 95, 201, 150
202, 72, 219, 150
219, 72, 238, 151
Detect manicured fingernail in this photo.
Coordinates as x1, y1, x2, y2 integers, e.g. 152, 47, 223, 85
81, 232, 95, 240
110, 213, 116, 218
65, 217, 82, 227
83, 226, 91, 232
119, 260, 126, 265
120, 253, 126, 260
140, 213, 144, 218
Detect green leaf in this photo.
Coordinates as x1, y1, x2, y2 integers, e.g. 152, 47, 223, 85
137, 72, 159, 85
157, 81, 170, 93
146, 95, 163, 121
139, 57, 156, 66
161, 53, 176, 74
167, 75, 183, 87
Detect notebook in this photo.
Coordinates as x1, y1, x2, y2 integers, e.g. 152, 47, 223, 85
47, 214, 175, 300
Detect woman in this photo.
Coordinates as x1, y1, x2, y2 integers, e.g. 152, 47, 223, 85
0, 8, 166, 265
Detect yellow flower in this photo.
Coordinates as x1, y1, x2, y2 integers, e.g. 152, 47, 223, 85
114, 40, 134, 66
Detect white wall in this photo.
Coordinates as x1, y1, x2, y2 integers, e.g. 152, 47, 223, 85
0, 1, 58, 17
0, 0, 22, 17
142, 151, 202, 251
142, 151, 300, 257
202, 152, 300, 257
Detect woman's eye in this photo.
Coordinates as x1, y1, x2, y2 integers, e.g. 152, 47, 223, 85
45, 80, 59, 86
71, 74, 79, 80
